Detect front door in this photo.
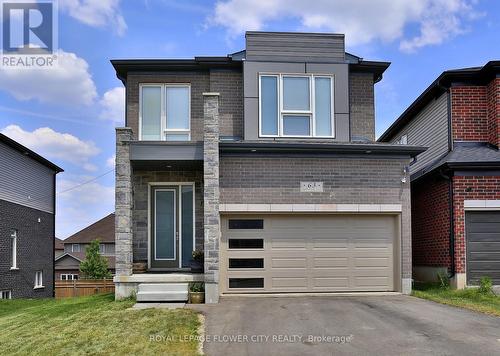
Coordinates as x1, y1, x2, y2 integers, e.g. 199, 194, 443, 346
150, 184, 194, 269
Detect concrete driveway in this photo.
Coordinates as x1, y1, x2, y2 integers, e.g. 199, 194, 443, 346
189, 295, 500, 355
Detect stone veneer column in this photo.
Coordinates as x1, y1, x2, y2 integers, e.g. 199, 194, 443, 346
115, 128, 134, 281
203, 93, 221, 304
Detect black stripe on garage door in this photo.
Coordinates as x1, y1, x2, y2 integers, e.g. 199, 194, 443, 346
466, 211, 500, 285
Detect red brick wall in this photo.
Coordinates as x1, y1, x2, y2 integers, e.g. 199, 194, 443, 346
451, 86, 489, 142
411, 174, 451, 268
452, 175, 500, 273
487, 78, 500, 147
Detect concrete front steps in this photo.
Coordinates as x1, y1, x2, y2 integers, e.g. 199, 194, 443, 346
137, 283, 189, 302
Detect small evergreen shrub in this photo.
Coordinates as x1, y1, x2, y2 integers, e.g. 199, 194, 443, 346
478, 277, 493, 295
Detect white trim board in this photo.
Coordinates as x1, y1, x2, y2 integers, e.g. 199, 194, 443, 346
464, 200, 500, 210
219, 203, 402, 213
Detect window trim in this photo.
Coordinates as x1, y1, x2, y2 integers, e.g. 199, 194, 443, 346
258, 73, 335, 138
138, 83, 191, 141
0, 290, 12, 299
34, 271, 43, 288
10, 229, 17, 269
61, 274, 79, 281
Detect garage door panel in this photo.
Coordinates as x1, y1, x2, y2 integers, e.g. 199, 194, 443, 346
222, 214, 397, 293
466, 211, 500, 285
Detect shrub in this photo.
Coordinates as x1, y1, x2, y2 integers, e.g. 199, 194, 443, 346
80, 239, 111, 279
437, 271, 450, 289
478, 277, 493, 295
189, 282, 204, 293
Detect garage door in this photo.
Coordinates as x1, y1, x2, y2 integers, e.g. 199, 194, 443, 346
466, 211, 500, 285
220, 214, 398, 293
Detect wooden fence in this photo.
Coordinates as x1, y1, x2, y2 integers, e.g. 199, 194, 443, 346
55, 279, 114, 299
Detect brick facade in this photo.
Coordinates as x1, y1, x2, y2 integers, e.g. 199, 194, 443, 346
411, 174, 451, 268
0, 199, 54, 298
350, 72, 375, 142
451, 85, 489, 142
487, 78, 500, 147
220, 156, 409, 204
209, 70, 243, 139
452, 175, 500, 273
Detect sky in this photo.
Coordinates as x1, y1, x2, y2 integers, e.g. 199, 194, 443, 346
0, 0, 499, 239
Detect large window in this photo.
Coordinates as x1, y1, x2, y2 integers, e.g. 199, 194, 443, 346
259, 74, 334, 138
10, 229, 17, 269
140, 84, 191, 141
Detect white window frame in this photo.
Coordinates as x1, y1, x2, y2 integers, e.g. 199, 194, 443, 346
34, 271, 43, 288
0, 290, 12, 299
139, 83, 191, 141
61, 274, 79, 281
71, 244, 80, 253
259, 73, 335, 138
99, 244, 105, 254
398, 134, 408, 145
10, 229, 17, 269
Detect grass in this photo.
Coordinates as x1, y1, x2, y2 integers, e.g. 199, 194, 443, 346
0, 294, 201, 356
413, 283, 500, 317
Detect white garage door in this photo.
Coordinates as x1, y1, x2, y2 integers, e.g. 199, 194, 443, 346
220, 214, 398, 293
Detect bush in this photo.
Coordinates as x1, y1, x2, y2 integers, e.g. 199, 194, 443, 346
437, 271, 450, 289
189, 282, 204, 293
80, 239, 111, 279
479, 277, 493, 295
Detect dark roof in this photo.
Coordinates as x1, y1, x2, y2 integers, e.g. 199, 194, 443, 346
0, 133, 63, 172
55, 252, 115, 270
220, 141, 426, 157
412, 142, 500, 180
55, 237, 64, 250
378, 61, 500, 142
64, 213, 115, 244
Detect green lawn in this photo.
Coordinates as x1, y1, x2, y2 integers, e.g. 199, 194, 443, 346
0, 294, 202, 356
413, 283, 500, 317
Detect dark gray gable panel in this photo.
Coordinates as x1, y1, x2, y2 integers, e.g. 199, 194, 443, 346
0, 141, 55, 213
246, 32, 345, 63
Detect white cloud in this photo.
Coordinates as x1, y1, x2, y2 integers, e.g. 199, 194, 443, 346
1, 125, 100, 171
61, 0, 127, 36
209, 0, 480, 52
99, 86, 125, 124
57, 175, 115, 238
106, 154, 116, 168
0, 50, 97, 106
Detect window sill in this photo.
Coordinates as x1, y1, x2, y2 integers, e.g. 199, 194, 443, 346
10, 267, 19, 271
33, 286, 45, 290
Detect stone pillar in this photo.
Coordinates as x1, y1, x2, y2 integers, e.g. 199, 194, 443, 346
203, 92, 221, 304
115, 128, 134, 283
401, 165, 412, 294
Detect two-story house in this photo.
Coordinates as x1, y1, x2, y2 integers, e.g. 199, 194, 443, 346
379, 61, 500, 289
55, 213, 116, 280
112, 31, 425, 303
0, 133, 63, 299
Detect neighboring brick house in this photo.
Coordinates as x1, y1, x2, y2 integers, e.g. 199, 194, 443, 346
112, 31, 425, 303
379, 61, 500, 288
0, 133, 63, 299
55, 214, 116, 280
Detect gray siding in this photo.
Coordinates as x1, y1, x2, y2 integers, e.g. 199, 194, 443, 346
246, 32, 345, 62
389, 92, 449, 173
0, 141, 55, 213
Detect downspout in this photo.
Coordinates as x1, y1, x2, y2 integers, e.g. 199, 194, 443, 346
52, 173, 56, 297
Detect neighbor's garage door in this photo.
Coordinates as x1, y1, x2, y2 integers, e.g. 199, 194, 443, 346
466, 211, 500, 285
220, 214, 398, 293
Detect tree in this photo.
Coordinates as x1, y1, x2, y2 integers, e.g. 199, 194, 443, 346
79, 239, 111, 279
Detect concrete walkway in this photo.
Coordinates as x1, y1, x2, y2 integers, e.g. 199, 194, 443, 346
189, 295, 500, 355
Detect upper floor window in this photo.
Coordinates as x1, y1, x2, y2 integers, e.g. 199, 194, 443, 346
71, 244, 80, 253
99, 244, 105, 254
140, 84, 191, 141
259, 74, 334, 138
